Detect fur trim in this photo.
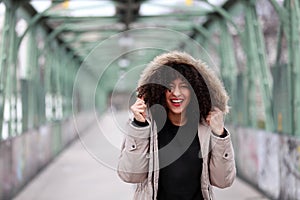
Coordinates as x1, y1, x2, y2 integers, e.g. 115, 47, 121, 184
138, 51, 229, 114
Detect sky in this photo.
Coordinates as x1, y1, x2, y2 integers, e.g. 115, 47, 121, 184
30, 0, 227, 16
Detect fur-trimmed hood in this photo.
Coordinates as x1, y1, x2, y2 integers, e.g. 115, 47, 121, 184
138, 51, 229, 114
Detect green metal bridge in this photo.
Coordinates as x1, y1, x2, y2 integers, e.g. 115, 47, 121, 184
0, 0, 300, 199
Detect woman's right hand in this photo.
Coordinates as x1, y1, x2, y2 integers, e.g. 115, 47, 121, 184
130, 98, 147, 122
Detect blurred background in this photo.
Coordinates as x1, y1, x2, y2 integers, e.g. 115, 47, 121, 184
0, 0, 299, 199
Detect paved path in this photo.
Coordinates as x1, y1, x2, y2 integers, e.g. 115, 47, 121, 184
14, 111, 269, 200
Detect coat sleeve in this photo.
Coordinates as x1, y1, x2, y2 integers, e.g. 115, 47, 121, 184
209, 129, 236, 188
117, 120, 150, 183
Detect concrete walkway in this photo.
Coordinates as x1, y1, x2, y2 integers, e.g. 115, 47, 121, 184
14, 111, 269, 200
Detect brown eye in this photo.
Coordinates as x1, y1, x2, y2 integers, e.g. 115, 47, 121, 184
180, 84, 189, 89
168, 85, 174, 92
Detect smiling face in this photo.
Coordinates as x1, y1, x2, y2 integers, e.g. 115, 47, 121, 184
165, 78, 191, 119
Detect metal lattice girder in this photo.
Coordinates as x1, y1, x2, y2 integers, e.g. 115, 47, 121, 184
44, 15, 119, 23
201, 0, 243, 37
45, 12, 209, 21
0, 1, 18, 138
236, 74, 248, 125
191, 0, 245, 124
269, 0, 300, 135
192, 0, 240, 37
243, 0, 275, 131
218, 19, 238, 124
243, 10, 257, 129
24, 25, 40, 130
0, 5, 11, 139
17, 2, 59, 49
62, 53, 76, 117
20, 2, 84, 62
193, 26, 216, 47
286, 0, 300, 136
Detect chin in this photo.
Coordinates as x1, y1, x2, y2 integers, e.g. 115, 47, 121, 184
170, 108, 185, 115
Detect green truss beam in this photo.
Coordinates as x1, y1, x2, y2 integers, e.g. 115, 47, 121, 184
269, 0, 300, 135
243, 0, 275, 131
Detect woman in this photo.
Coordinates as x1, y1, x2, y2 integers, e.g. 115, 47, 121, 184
118, 51, 236, 200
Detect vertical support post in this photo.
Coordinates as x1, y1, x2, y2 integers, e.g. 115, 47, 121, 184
0, 5, 10, 139
59, 47, 68, 119
269, 0, 293, 135
0, 1, 18, 138
10, 14, 18, 136
45, 45, 53, 121
287, 0, 300, 136
243, 5, 258, 128
218, 19, 238, 124
54, 47, 62, 120
64, 52, 75, 118
243, 0, 275, 131
284, 0, 295, 135
236, 73, 248, 126
25, 26, 39, 129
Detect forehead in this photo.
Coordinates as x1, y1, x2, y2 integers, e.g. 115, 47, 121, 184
169, 78, 188, 84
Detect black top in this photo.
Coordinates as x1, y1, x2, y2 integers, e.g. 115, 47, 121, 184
157, 118, 204, 200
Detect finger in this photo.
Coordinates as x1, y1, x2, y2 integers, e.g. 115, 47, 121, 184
135, 100, 144, 105
134, 105, 145, 111
136, 104, 146, 109
136, 102, 145, 107
137, 97, 145, 103
134, 100, 146, 107
133, 108, 145, 113
131, 105, 144, 112
136, 101, 146, 106
141, 112, 147, 118
135, 107, 146, 113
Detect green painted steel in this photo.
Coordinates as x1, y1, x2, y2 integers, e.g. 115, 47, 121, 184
0, 0, 85, 141
286, 0, 300, 136
45, 13, 209, 21
24, 26, 40, 130
193, 26, 218, 49
269, 0, 300, 135
218, 19, 238, 124
0, 4, 10, 139
271, 64, 291, 134
17, 2, 60, 50
1, 0, 300, 140
236, 74, 248, 126
0, 1, 18, 139
202, 0, 243, 37
291, 0, 300, 136
243, 0, 275, 131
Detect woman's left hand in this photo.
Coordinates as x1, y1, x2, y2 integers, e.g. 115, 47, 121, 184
206, 107, 224, 136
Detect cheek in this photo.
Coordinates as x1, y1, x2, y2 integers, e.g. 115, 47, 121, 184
165, 91, 171, 99
184, 90, 191, 102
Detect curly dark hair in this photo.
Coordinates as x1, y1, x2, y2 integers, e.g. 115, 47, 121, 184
137, 62, 212, 125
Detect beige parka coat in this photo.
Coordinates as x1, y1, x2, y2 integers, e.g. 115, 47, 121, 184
118, 51, 236, 200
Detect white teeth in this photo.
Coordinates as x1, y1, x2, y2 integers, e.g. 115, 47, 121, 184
171, 99, 183, 103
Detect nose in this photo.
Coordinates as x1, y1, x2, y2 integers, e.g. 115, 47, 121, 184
172, 85, 181, 96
